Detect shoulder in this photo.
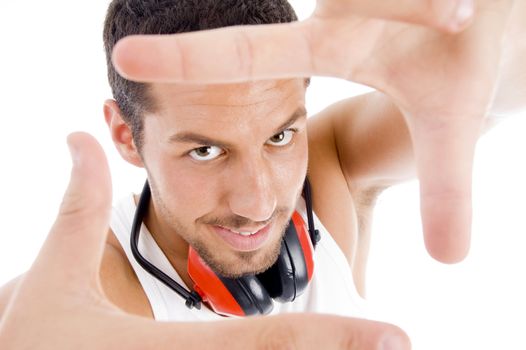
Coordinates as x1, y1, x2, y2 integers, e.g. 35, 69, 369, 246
306, 96, 388, 296
306, 97, 365, 261
100, 230, 154, 318
306, 93, 396, 238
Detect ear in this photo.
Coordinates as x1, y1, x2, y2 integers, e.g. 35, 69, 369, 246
103, 100, 144, 168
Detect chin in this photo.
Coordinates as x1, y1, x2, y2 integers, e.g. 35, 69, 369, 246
192, 208, 294, 278
195, 235, 283, 278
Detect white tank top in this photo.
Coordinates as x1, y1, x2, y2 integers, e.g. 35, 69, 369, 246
110, 194, 367, 321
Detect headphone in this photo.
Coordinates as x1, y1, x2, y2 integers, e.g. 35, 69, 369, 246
131, 179, 320, 317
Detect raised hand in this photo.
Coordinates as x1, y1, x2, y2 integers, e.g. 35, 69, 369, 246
111, 0, 517, 263
111, 0, 477, 83
0, 132, 410, 350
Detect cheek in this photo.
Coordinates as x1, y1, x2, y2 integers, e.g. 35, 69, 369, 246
273, 138, 309, 201
150, 154, 220, 221
148, 136, 308, 217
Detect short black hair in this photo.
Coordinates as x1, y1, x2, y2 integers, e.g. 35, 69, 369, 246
103, 0, 298, 151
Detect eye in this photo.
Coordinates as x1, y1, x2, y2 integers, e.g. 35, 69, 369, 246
188, 146, 223, 161
266, 129, 296, 147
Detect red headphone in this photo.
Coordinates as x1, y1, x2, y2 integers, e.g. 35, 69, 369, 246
131, 180, 320, 317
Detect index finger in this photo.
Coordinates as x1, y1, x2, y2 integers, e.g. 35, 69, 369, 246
112, 22, 315, 83
111, 0, 474, 84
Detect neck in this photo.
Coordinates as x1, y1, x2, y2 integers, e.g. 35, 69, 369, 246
134, 194, 195, 290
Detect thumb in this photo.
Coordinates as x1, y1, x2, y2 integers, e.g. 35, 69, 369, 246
31, 132, 112, 288
138, 313, 411, 350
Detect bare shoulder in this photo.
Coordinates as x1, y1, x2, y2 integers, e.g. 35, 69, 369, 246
100, 230, 154, 318
307, 102, 360, 262
0, 274, 24, 318
307, 95, 387, 296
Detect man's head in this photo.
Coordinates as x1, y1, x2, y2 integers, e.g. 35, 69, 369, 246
103, 0, 299, 150
103, 0, 309, 278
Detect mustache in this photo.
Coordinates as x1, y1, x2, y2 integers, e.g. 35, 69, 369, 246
201, 207, 290, 230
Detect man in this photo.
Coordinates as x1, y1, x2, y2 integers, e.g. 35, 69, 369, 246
100, 0, 374, 319
2, 0, 524, 348
97, 0, 525, 320
112, 0, 524, 265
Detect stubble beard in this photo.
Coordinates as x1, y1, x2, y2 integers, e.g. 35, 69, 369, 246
150, 180, 304, 278
192, 213, 291, 278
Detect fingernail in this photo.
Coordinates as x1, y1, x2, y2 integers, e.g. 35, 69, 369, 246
379, 334, 410, 350
451, 0, 474, 31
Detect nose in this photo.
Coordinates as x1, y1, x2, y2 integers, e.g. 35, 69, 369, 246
226, 156, 277, 223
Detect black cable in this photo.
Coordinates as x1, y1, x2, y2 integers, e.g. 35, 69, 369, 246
302, 177, 321, 246
130, 181, 202, 310
130, 178, 319, 310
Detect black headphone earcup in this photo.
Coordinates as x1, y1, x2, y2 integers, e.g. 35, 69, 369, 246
257, 214, 311, 303
219, 275, 274, 316
188, 247, 273, 316
188, 211, 314, 316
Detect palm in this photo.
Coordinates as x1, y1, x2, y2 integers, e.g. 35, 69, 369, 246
309, 1, 506, 113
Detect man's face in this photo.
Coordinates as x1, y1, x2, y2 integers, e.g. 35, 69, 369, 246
141, 79, 308, 277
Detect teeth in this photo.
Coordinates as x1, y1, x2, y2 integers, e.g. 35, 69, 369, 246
237, 231, 255, 236
221, 226, 257, 236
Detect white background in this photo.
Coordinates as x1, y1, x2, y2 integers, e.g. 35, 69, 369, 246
1, 1, 525, 349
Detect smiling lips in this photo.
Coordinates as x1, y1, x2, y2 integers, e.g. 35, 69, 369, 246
212, 223, 272, 252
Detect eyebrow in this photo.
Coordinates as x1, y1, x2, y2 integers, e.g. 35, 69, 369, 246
168, 106, 307, 148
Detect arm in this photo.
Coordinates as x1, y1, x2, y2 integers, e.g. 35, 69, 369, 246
306, 93, 412, 296
332, 93, 415, 191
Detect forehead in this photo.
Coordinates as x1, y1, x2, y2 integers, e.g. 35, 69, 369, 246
146, 79, 306, 127
151, 79, 304, 104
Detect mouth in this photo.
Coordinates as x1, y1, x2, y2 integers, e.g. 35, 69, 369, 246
211, 222, 273, 252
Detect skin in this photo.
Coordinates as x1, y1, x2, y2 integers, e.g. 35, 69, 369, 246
113, 0, 520, 263
99, 79, 447, 315
103, 0, 524, 315
0, 133, 410, 350
111, 79, 309, 283
0, 0, 524, 349
103, 77, 373, 312
142, 80, 308, 278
